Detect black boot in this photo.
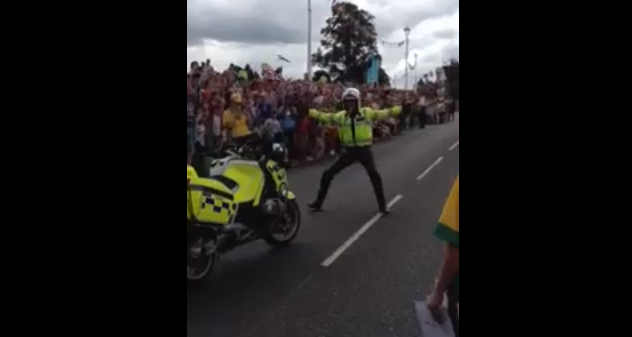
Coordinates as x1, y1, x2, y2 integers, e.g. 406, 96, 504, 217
309, 168, 336, 212
308, 190, 326, 212
378, 195, 389, 215
307, 201, 324, 212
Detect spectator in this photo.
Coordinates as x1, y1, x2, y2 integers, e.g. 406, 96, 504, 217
223, 93, 252, 144
261, 109, 283, 143
427, 176, 459, 334
280, 106, 297, 159
188, 60, 424, 165
418, 94, 428, 129
254, 91, 273, 124
187, 76, 198, 165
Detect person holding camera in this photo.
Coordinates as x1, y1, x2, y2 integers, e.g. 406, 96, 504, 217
427, 176, 459, 335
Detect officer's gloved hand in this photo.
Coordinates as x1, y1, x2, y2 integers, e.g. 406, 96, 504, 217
278, 159, 290, 169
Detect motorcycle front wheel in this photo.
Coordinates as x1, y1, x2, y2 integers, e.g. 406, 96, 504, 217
186, 234, 218, 284
264, 200, 301, 248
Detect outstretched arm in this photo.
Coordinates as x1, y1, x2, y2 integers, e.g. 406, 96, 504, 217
365, 106, 402, 121
308, 109, 344, 125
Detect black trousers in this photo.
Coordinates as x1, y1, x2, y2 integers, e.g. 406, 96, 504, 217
314, 146, 387, 210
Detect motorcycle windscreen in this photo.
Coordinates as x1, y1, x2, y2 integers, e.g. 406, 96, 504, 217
265, 160, 288, 189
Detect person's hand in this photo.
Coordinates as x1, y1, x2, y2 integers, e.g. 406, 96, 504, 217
427, 288, 444, 310
426, 287, 446, 324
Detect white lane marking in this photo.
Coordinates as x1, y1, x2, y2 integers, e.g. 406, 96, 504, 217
449, 141, 460, 151
321, 195, 404, 268
417, 157, 443, 181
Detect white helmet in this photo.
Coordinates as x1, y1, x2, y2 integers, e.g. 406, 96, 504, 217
342, 88, 361, 101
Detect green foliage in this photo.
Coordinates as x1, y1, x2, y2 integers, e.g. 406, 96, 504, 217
312, 2, 390, 86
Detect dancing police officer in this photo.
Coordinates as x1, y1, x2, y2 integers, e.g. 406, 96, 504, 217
307, 88, 401, 214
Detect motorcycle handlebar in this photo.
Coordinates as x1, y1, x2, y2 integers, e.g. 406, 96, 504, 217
215, 137, 262, 159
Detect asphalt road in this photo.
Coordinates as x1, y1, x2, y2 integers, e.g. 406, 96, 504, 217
187, 115, 460, 337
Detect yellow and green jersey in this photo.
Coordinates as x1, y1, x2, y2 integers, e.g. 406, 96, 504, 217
435, 176, 459, 294
436, 176, 459, 247
308, 107, 401, 147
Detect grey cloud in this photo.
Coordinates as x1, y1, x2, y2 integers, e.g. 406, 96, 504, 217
442, 44, 460, 61
187, 0, 332, 46
375, 0, 459, 38
187, 19, 300, 46
417, 44, 459, 64
187, 0, 458, 47
433, 29, 457, 40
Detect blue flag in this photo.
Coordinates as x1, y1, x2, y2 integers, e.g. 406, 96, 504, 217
365, 55, 380, 86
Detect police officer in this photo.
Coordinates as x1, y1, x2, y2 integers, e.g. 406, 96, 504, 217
307, 88, 401, 214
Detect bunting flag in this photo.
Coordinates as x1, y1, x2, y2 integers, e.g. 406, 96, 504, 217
408, 54, 418, 71
381, 40, 405, 47
277, 55, 292, 63
365, 55, 380, 86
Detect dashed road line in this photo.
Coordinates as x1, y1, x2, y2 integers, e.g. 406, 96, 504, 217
321, 194, 404, 267
321, 148, 454, 267
417, 157, 443, 181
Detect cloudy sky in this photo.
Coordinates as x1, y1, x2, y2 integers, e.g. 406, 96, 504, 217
187, 0, 459, 87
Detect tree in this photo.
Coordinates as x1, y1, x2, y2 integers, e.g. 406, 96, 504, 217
312, 2, 388, 85
243, 64, 256, 80
378, 67, 391, 87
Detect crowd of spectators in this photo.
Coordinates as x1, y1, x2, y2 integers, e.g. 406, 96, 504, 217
187, 60, 450, 166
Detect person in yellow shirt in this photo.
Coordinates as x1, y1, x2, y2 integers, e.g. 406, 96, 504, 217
427, 176, 459, 334
223, 93, 251, 144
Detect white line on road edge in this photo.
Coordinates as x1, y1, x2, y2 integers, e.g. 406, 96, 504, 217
449, 141, 460, 151
321, 194, 404, 268
417, 157, 443, 181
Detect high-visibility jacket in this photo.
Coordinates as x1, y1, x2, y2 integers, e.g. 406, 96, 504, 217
309, 107, 401, 147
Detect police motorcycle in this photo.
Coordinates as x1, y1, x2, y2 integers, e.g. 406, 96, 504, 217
186, 138, 301, 284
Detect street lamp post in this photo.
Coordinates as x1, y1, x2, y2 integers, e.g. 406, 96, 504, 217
307, 0, 313, 80
404, 26, 411, 90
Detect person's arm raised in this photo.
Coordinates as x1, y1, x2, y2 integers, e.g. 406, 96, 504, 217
365, 106, 402, 121
308, 109, 343, 125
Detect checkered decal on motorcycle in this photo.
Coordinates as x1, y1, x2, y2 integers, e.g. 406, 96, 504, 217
202, 195, 237, 216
